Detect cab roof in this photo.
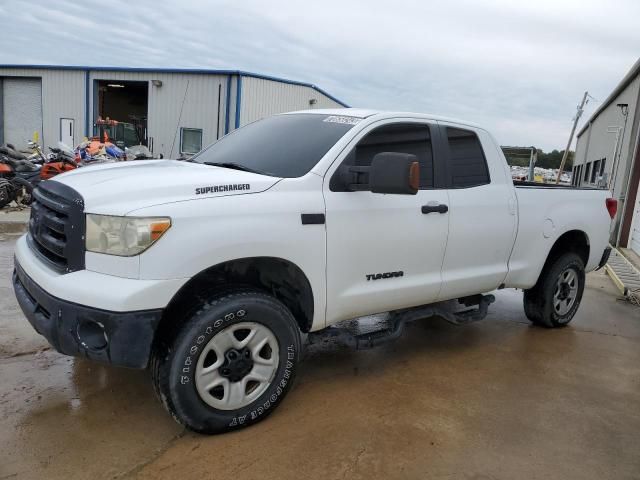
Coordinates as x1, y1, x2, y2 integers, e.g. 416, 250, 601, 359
285, 108, 483, 130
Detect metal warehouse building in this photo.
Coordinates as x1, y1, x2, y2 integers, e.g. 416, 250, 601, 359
0, 65, 347, 157
573, 58, 640, 254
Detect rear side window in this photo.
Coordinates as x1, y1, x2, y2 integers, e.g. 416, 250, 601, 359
446, 127, 490, 188
340, 123, 434, 188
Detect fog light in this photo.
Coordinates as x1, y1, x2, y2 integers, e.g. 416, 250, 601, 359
76, 320, 108, 350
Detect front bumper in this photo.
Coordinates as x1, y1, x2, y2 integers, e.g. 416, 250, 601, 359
14, 234, 186, 312
13, 260, 163, 368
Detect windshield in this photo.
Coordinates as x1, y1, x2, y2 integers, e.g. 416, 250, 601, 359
192, 113, 358, 177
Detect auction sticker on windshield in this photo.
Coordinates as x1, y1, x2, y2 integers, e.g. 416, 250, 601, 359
323, 115, 362, 125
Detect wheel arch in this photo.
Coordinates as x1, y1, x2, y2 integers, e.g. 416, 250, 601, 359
156, 256, 315, 345
536, 229, 589, 286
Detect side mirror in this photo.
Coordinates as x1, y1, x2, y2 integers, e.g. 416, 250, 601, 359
369, 152, 420, 195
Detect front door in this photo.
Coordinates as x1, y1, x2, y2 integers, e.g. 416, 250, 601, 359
324, 120, 450, 325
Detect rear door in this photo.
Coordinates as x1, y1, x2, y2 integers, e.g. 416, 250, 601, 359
323, 119, 450, 324
436, 123, 517, 300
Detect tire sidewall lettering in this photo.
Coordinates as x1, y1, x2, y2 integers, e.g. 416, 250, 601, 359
180, 308, 249, 387
228, 343, 296, 428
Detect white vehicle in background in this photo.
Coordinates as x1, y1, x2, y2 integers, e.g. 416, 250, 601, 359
13, 109, 616, 434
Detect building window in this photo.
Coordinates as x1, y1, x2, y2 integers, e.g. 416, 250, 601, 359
584, 162, 591, 183
445, 127, 490, 188
577, 165, 582, 186
591, 159, 600, 183
181, 128, 203, 155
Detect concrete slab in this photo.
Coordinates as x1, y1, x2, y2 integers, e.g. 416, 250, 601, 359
1, 235, 639, 480
0, 207, 30, 234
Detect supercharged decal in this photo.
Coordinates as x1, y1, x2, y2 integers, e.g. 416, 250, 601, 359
195, 184, 250, 195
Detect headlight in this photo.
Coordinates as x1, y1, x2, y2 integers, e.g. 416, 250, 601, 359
85, 214, 171, 256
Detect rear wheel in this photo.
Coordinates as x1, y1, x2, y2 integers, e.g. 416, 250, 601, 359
523, 253, 585, 327
151, 289, 302, 434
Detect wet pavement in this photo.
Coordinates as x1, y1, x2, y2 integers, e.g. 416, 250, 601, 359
1, 232, 639, 480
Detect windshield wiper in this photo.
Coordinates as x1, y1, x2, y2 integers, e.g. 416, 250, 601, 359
202, 162, 266, 175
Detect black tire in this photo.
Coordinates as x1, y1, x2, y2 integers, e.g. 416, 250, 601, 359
0, 178, 14, 209
12, 177, 34, 206
523, 253, 585, 328
151, 289, 302, 434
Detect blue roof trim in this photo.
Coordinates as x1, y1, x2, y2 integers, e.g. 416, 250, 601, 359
84, 70, 90, 136
235, 75, 242, 129
0, 64, 350, 108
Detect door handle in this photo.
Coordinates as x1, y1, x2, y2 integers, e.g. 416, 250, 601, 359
421, 203, 448, 214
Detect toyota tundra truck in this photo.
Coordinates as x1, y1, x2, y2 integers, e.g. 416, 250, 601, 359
12, 109, 616, 434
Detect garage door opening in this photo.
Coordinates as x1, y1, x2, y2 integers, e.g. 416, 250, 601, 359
96, 80, 148, 148
1, 77, 43, 150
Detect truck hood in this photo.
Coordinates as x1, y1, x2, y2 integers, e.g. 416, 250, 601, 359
52, 160, 281, 215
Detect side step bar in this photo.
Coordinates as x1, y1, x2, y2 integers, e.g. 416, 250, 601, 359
308, 294, 495, 350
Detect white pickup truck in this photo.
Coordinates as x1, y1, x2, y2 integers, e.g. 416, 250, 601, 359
13, 109, 616, 434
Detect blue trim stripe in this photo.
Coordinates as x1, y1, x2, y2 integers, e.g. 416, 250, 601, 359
84, 70, 90, 136
0, 64, 349, 107
235, 75, 242, 129
224, 75, 232, 135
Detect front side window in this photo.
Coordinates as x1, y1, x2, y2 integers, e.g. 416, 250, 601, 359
446, 127, 490, 188
181, 128, 203, 155
336, 123, 434, 189
193, 114, 356, 177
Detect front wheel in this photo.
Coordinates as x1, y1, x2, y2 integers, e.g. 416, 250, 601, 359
523, 253, 585, 328
151, 289, 302, 434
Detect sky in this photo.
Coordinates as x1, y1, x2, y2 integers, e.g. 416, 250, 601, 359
0, 0, 638, 151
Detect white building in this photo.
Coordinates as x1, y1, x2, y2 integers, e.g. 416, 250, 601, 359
573, 58, 640, 253
0, 65, 347, 157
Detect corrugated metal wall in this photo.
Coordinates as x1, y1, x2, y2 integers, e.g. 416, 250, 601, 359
240, 76, 344, 125
0, 67, 85, 151
0, 67, 346, 158
574, 74, 640, 199
89, 71, 227, 158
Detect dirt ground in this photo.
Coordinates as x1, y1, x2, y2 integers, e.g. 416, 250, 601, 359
1, 232, 639, 480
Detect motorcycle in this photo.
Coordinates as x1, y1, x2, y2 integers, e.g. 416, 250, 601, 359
0, 156, 40, 208
41, 142, 79, 180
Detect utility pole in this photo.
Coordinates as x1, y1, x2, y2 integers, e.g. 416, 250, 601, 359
528, 147, 537, 181
556, 91, 589, 184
